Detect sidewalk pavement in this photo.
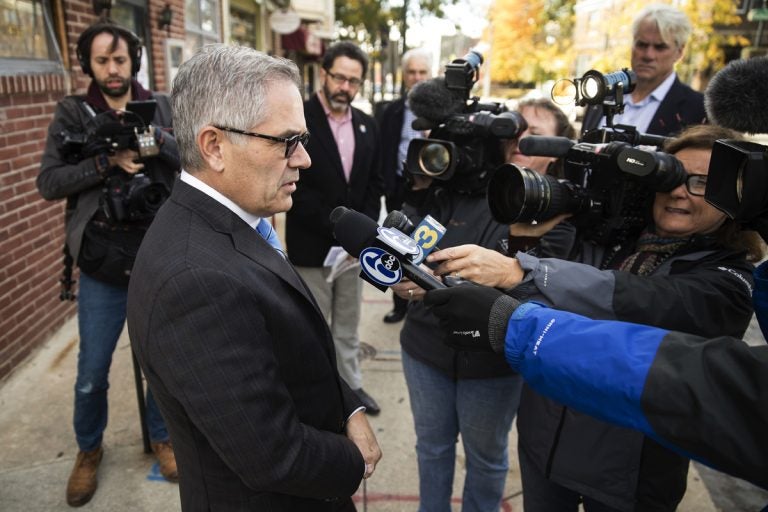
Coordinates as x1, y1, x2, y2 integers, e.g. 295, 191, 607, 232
0, 277, 719, 511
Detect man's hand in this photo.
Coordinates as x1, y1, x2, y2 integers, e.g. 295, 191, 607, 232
345, 411, 382, 479
424, 282, 520, 353
108, 149, 144, 174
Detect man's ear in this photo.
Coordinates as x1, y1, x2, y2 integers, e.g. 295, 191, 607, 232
675, 43, 686, 62
197, 126, 226, 173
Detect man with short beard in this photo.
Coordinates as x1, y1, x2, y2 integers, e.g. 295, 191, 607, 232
37, 21, 180, 507
286, 41, 384, 415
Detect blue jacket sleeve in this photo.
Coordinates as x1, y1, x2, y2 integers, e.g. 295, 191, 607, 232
503, 302, 664, 436
503, 302, 768, 490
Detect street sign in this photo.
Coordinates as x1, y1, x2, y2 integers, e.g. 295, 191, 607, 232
748, 8, 768, 21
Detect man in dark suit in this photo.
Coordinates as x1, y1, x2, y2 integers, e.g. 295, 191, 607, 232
126, 45, 381, 511
285, 42, 383, 415
581, 4, 705, 137
377, 48, 433, 324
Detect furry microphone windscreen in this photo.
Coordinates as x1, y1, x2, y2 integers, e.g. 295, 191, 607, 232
704, 56, 768, 134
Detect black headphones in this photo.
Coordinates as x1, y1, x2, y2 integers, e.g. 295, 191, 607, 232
76, 22, 143, 77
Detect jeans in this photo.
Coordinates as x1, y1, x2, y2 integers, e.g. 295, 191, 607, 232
74, 272, 168, 451
402, 351, 523, 512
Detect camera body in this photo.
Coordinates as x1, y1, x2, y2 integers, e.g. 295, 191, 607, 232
406, 52, 527, 194
57, 100, 168, 223
102, 172, 170, 223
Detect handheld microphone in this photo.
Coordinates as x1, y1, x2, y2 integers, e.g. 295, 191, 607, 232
408, 78, 467, 127
519, 136, 575, 158
704, 56, 768, 134
331, 207, 446, 291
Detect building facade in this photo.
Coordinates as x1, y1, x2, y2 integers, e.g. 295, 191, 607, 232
0, 0, 334, 381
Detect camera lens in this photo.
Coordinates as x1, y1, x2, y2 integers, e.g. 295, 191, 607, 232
487, 163, 592, 224
419, 143, 452, 177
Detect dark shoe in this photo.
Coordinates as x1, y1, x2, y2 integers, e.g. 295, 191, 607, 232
383, 309, 406, 323
353, 388, 381, 415
66, 446, 103, 507
151, 440, 179, 483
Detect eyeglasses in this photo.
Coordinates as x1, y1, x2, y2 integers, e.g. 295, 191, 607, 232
684, 174, 707, 196
325, 71, 363, 88
214, 125, 310, 158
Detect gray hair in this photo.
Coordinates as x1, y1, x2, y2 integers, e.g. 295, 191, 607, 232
171, 44, 301, 172
401, 47, 433, 72
632, 3, 692, 50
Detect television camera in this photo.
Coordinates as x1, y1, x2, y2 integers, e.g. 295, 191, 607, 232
487, 68, 688, 245
406, 51, 528, 194
57, 100, 169, 223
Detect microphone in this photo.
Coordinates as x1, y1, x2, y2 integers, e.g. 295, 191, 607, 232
408, 78, 467, 127
331, 207, 446, 291
383, 210, 446, 264
519, 136, 575, 158
704, 56, 768, 134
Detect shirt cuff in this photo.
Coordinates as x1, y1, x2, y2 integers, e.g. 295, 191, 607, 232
345, 406, 366, 425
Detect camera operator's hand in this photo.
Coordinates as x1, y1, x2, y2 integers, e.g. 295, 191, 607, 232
424, 282, 520, 353
509, 213, 571, 239
427, 244, 524, 289
108, 149, 144, 174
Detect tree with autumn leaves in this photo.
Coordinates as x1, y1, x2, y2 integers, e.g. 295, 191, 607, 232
484, 0, 749, 90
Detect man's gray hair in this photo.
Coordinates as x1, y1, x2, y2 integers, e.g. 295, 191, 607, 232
632, 3, 692, 50
171, 44, 301, 172
401, 47, 433, 72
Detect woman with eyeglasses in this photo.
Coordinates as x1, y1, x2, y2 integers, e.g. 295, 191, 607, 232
425, 123, 764, 511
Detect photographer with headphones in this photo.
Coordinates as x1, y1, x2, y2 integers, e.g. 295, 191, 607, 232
37, 20, 180, 507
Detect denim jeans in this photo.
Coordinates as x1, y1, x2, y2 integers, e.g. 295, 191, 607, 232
74, 272, 168, 451
402, 351, 523, 512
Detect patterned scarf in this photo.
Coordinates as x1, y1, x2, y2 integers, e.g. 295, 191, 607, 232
617, 230, 691, 276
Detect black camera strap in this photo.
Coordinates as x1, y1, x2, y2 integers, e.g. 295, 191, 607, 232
57, 97, 96, 302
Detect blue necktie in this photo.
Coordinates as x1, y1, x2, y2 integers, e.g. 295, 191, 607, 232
256, 218, 284, 253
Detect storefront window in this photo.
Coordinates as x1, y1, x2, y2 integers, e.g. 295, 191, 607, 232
0, 0, 62, 74
185, 0, 220, 53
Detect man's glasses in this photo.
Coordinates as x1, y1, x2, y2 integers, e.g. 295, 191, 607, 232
325, 71, 363, 88
214, 125, 310, 158
684, 174, 707, 196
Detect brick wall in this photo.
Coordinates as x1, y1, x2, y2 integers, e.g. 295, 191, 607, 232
0, 0, 178, 382
0, 74, 76, 381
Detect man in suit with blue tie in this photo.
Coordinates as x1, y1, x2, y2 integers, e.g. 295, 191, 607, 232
126, 45, 381, 511
286, 41, 384, 415
580, 3, 706, 138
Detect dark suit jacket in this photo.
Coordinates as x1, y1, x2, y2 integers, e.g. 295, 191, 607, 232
285, 94, 383, 266
376, 97, 407, 210
581, 76, 706, 137
127, 179, 365, 511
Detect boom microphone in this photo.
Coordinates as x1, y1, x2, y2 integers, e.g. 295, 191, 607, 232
704, 56, 768, 134
408, 78, 467, 127
331, 207, 446, 291
519, 136, 575, 158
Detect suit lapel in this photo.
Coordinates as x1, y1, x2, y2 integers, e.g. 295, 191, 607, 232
647, 79, 683, 135
172, 180, 317, 306
306, 95, 346, 182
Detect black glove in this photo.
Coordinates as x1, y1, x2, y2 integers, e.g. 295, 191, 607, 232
424, 282, 520, 353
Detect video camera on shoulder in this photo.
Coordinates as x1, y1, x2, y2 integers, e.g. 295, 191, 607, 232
486, 68, 687, 245
57, 99, 169, 224
58, 100, 160, 161
405, 51, 528, 194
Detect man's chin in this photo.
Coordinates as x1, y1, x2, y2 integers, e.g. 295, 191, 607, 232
98, 82, 130, 98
